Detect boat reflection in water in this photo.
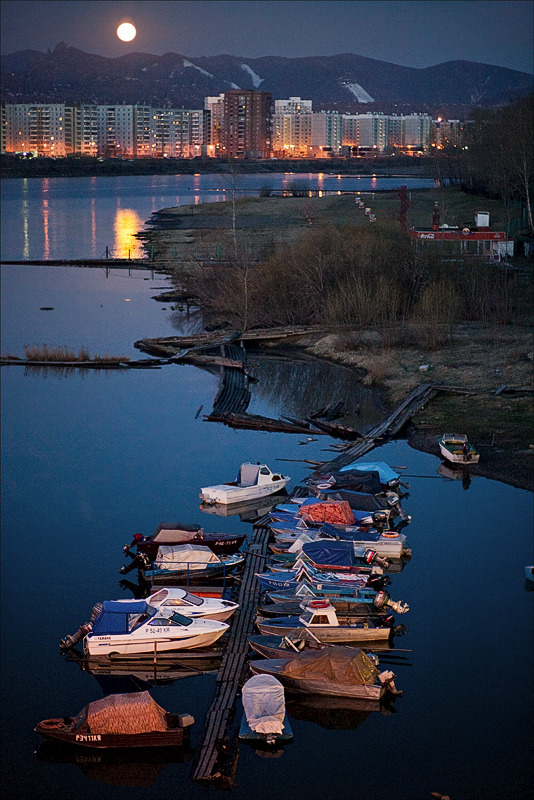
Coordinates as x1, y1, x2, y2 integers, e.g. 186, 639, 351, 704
36, 741, 193, 787
285, 692, 398, 730
200, 494, 284, 521
437, 461, 473, 490
63, 647, 222, 693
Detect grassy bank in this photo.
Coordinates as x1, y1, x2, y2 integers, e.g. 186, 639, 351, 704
141, 186, 533, 491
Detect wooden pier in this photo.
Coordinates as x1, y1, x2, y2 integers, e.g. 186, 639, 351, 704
191, 523, 271, 786
0, 258, 154, 269
311, 383, 439, 474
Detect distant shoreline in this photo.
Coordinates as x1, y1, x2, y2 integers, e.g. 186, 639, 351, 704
0, 153, 436, 181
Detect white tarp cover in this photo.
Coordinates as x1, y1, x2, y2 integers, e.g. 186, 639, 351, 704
86, 691, 168, 734
238, 463, 261, 487
154, 544, 219, 569
242, 674, 286, 735
152, 528, 203, 543
288, 532, 315, 553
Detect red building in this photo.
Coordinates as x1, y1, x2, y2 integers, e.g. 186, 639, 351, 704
222, 90, 272, 159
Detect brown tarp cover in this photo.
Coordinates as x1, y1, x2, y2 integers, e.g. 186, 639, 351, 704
86, 691, 168, 734
279, 647, 378, 685
299, 501, 356, 525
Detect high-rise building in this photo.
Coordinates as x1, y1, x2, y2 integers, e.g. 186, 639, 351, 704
4, 103, 67, 155
221, 90, 272, 158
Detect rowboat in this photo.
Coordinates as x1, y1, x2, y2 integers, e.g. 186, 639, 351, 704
438, 433, 480, 464
256, 601, 394, 644
200, 463, 290, 505
35, 691, 194, 749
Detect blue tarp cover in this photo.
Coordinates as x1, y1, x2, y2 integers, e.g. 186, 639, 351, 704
321, 523, 382, 542
91, 601, 155, 635
302, 540, 358, 567
340, 461, 399, 483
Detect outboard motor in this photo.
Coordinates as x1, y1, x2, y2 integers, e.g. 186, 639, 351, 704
385, 492, 411, 523
364, 548, 390, 570
367, 574, 392, 592
371, 511, 390, 532
120, 552, 150, 575
373, 590, 390, 609
60, 622, 92, 651
59, 602, 102, 651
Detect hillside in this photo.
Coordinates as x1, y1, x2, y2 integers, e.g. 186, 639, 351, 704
2, 43, 532, 116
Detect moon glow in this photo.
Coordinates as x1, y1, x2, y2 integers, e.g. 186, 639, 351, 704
117, 23, 136, 42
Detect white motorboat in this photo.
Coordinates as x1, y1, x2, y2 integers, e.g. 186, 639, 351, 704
438, 433, 480, 465
83, 600, 229, 656
145, 587, 239, 622
200, 463, 290, 505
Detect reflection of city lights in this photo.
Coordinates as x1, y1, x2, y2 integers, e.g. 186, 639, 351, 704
114, 208, 143, 258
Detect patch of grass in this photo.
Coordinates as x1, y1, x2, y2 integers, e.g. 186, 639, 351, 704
21, 345, 129, 362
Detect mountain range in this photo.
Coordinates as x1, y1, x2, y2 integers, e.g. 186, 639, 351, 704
2, 43, 532, 117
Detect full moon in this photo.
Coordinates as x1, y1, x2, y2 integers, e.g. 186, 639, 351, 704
117, 22, 136, 42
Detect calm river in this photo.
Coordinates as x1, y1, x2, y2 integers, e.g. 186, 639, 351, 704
0, 175, 532, 800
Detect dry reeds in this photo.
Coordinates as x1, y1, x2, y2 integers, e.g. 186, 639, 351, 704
21, 344, 129, 362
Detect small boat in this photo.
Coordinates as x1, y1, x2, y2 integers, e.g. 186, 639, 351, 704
82, 600, 229, 656
123, 522, 246, 560
200, 463, 290, 505
145, 587, 239, 622
249, 646, 401, 699
239, 674, 293, 745
254, 560, 375, 594
438, 433, 480, 465
256, 601, 394, 644
121, 543, 245, 584
35, 691, 194, 749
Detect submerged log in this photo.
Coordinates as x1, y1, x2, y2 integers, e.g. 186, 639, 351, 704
205, 412, 328, 435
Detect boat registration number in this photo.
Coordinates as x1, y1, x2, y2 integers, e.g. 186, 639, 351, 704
76, 734, 102, 742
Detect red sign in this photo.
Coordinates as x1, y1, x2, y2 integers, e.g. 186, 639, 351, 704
410, 230, 506, 241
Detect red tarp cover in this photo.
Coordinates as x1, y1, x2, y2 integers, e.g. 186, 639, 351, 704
298, 501, 355, 525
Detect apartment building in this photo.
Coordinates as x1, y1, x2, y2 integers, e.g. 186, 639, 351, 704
4, 103, 67, 155
221, 90, 272, 158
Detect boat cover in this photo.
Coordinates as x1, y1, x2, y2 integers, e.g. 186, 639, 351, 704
91, 601, 155, 635
322, 523, 382, 543
152, 525, 203, 544
339, 461, 400, 484
299, 500, 355, 525
309, 470, 383, 494
322, 490, 383, 512
85, 691, 168, 734
279, 646, 378, 685
241, 674, 286, 735
288, 533, 316, 552
153, 544, 219, 568
302, 540, 360, 568
237, 463, 261, 486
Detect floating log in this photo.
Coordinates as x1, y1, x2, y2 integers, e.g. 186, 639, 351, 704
205, 412, 327, 435
305, 417, 363, 440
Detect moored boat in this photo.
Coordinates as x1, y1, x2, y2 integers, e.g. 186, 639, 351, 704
438, 433, 480, 465
123, 522, 246, 560
239, 674, 293, 745
121, 543, 245, 584
200, 463, 290, 505
35, 691, 194, 749
249, 646, 401, 699
256, 601, 395, 644
79, 600, 229, 656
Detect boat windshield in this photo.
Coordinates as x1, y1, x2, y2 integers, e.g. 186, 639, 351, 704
180, 591, 203, 606
169, 612, 194, 626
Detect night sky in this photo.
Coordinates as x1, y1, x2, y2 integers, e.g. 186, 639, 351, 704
1, 0, 533, 73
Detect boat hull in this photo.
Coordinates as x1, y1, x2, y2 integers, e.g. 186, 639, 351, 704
438, 439, 480, 465
35, 725, 188, 749
200, 479, 289, 505
249, 659, 385, 699
84, 629, 225, 656
256, 618, 391, 644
